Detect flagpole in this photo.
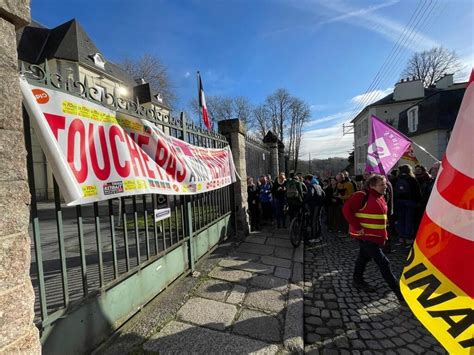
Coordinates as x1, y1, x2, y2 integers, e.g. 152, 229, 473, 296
410, 141, 440, 163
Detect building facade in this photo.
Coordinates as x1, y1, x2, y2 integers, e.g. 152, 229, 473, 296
352, 74, 466, 173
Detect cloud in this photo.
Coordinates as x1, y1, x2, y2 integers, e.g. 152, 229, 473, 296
350, 87, 393, 106
455, 52, 474, 82
313, 0, 438, 51
306, 110, 353, 129
184, 71, 191, 78
299, 122, 354, 159
310, 104, 328, 112
321, 0, 399, 25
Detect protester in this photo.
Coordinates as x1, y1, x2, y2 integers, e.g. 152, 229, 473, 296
394, 165, 421, 246
303, 174, 325, 242
272, 172, 287, 228
324, 177, 339, 233
285, 171, 305, 222
247, 177, 260, 231
336, 172, 354, 235
414, 164, 433, 229
342, 174, 404, 304
258, 175, 273, 223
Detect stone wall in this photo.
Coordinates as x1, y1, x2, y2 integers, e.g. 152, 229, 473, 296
0, 1, 41, 353
218, 119, 249, 238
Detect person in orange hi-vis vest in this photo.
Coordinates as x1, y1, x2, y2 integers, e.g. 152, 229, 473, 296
342, 174, 404, 304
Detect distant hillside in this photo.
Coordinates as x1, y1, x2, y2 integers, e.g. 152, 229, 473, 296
291, 157, 349, 177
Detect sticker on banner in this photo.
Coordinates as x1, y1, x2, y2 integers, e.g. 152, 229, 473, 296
154, 208, 171, 222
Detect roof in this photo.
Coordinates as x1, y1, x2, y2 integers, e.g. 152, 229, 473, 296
398, 87, 466, 136
350, 87, 439, 123
17, 19, 136, 87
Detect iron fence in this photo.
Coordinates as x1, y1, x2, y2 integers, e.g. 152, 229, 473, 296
20, 62, 232, 338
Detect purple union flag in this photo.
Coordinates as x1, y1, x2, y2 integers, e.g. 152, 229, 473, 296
365, 115, 411, 175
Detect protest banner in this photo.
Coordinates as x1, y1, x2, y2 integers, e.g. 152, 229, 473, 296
20, 77, 236, 206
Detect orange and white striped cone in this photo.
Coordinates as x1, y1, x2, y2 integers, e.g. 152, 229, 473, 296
400, 70, 474, 354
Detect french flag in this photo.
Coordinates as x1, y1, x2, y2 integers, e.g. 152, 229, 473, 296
197, 71, 211, 130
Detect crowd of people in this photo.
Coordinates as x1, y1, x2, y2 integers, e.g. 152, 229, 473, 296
247, 162, 440, 304
247, 171, 325, 243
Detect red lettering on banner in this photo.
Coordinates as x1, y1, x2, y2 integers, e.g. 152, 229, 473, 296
154, 138, 186, 182
125, 134, 147, 177
88, 124, 111, 180
109, 126, 130, 178
67, 119, 88, 183
44, 113, 66, 140
136, 134, 156, 179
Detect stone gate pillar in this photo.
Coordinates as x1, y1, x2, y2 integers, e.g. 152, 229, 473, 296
218, 119, 249, 238
263, 131, 279, 179
278, 142, 285, 176
0, 2, 41, 353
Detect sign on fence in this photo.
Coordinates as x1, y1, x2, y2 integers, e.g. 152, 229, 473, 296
20, 77, 236, 206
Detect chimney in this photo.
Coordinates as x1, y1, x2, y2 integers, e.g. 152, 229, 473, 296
393, 77, 424, 101
435, 73, 454, 89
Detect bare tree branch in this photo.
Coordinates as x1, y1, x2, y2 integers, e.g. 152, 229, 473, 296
402, 47, 461, 87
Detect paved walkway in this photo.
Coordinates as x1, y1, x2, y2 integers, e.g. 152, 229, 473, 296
99, 222, 446, 354
304, 228, 445, 354
100, 225, 304, 354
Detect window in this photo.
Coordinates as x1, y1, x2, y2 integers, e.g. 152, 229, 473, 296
91, 53, 106, 69
408, 106, 419, 132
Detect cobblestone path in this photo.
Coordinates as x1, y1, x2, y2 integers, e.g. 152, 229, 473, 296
304, 229, 445, 354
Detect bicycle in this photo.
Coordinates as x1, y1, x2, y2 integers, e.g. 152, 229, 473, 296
290, 205, 322, 247
289, 206, 311, 247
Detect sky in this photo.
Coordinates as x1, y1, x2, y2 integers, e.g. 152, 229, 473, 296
31, 0, 473, 159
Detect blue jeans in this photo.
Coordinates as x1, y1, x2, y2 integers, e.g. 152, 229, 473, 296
353, 240, 400, 295
396, 200, 417, 239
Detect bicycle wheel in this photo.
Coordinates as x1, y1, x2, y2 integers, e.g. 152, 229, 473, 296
311, 207, 322, 238
290, 217, 302, 247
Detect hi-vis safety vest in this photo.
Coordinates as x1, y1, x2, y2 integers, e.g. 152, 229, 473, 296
349, 192, 388, 245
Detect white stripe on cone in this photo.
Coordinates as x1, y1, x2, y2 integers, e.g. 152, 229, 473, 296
425, 168, 474, 242
445, 83, 474, 178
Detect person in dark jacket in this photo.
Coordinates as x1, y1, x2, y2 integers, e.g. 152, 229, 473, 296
394, 165, 421, 246
247, 177, 260, 231
272, 172, 287, 228
342, 174, 404, 304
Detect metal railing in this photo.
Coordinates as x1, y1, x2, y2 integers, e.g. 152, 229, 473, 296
21, 62, 232, 333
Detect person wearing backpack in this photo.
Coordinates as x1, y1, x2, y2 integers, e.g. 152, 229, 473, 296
285, 172, 306, 222
342, 174, 404, 304
394, 165, 421, 247
304, 174, 325, 242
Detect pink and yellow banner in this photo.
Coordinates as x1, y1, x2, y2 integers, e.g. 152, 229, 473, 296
20, 77, 236, 206
400, 71, 474, 354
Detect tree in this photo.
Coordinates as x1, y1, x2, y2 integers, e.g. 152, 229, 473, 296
265, 89, 292, 143
287, 98, 311, 171
402, 47, 461, 87
189, 95, 253, 128
120, 54, 176, 107
252, 104, 270, 140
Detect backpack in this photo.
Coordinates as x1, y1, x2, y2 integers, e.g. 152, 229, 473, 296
395, 177, 411, 199
286, 179, 302, 203
313, 184, 325, 205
